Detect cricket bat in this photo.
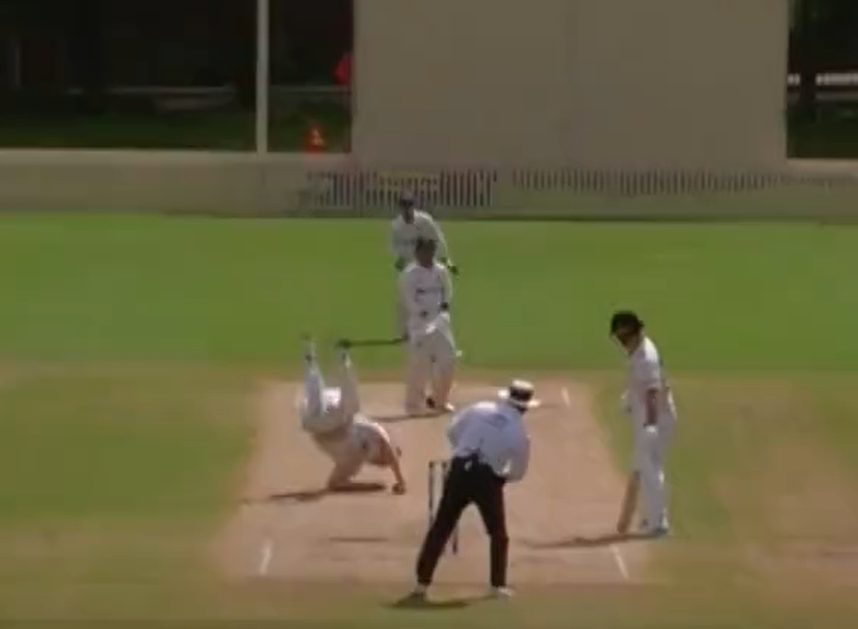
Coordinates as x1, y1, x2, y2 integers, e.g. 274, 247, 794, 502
616, 472, 640, 535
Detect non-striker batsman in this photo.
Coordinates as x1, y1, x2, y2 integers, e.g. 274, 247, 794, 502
610, 311, 677, 537
398, 238, 458, 416
390, 191, 457, 337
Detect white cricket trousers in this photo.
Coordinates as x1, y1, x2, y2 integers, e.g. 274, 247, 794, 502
404, 329, 457, 412
301, 356, 360, 435
634, 416, 675, 529
396, 293, 408, 338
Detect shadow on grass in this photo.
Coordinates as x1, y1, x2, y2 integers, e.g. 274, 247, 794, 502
387, 592, 491, 610
524, 531, 655, 549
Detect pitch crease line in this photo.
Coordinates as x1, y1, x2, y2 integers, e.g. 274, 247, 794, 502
560, 383, 628, 581
258, 538, 274, 577
610, 544, 629, 581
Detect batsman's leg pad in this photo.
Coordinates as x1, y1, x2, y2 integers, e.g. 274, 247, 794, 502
405, 339, 432, 412
635, 433, 663, 528
429, 333, 457, 406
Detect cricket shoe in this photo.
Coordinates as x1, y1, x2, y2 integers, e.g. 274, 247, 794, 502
489, 586, 514, 599
641, 519, 670, 538
400, 585, 428, 605
425, 397, 455, 414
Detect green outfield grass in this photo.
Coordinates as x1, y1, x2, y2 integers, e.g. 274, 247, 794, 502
0, 214, 857, 626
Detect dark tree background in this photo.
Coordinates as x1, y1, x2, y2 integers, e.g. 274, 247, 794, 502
0, 0, 352, 111
789, 0, 858, 120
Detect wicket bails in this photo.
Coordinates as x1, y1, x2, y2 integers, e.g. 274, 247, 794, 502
427, 459, 459, 555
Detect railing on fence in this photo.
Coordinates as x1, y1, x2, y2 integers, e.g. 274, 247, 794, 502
3, 149, 858, 219
296, 164, 858, 217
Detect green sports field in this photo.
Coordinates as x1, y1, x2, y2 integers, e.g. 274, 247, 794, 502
1, 214, 858, 627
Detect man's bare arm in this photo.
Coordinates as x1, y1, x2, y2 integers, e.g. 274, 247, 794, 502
379, 439, 406, 493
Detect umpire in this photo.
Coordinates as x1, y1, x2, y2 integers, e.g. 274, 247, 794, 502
408, 380, 539, 601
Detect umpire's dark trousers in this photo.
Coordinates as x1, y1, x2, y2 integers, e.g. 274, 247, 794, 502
416, 454, 508, 587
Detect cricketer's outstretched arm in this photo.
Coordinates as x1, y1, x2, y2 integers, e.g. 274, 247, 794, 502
441, 266, 453, 309
379, 438, 406, 493
422, 214, 451, 263
390, 221, 410, 269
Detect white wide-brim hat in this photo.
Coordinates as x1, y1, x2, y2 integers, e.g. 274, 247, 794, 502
498, 379, 541, 409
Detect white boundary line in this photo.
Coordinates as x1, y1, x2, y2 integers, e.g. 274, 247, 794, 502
258, 538, 274, 577
610, 544, 630, 581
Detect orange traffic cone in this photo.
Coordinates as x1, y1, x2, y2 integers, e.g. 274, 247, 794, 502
303, 121, 326, 153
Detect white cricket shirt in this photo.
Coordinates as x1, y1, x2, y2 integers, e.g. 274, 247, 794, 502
314, 416, 392, 468
446, 400, 531, 482
353, 417, 393, 464
398, 261, 453, 340
626, 336, 677, 428
390, 210, 450, 263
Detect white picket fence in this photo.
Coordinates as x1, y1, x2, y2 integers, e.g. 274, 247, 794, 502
295, 163, 858, 219
3, 150, 858, 220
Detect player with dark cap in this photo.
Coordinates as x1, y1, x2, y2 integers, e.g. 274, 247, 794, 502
609, 310, 677, 537
398, 236, 458, 416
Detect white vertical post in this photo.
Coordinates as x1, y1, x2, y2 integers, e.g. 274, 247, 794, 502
254, 0, 270, 154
